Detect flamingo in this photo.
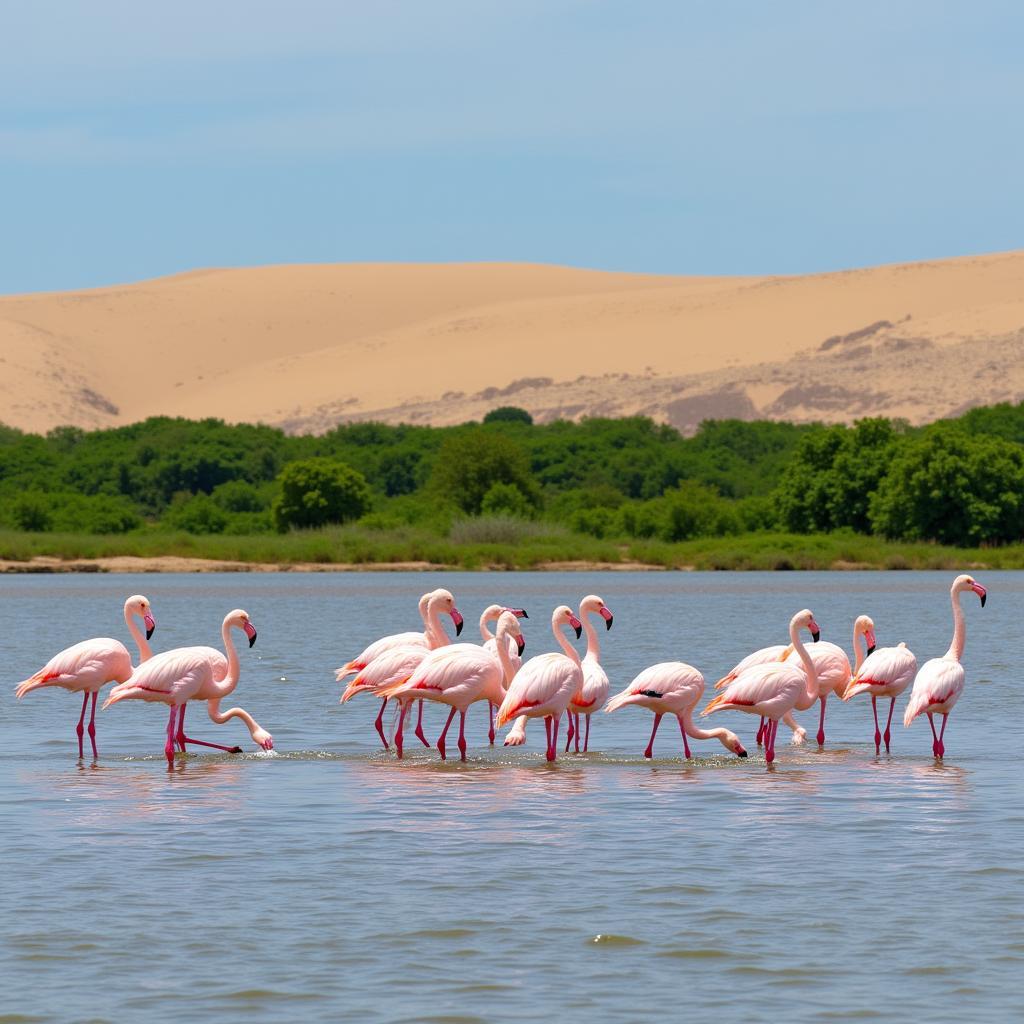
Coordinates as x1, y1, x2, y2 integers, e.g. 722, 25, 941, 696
478, 604, 528, 743
903, 574, 986, 758
605, 663, 747, 759
495, 606, 584, 762
103, 609, 272, 766
782, 630, 852, 747
841, 615, 917, 753
702, 609, 821, 764
377, 611, 524, 761
338, 589, 463, 749
15, 595, 157, 759
716, 645, 807, 747
565, 595, 614, 753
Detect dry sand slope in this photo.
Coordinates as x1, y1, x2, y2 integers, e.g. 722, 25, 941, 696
2, 252, 1023, 436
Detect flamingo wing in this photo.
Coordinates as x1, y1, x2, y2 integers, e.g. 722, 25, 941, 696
715, 645, 788, 689
903, 658, 965, 726
704, 662, 802, 718
335, 630, 428, 680
496, 653, 580, 726
340, 644, 430, 702
843, 645, 917, 700
606, 662, 703, 713
16, 637, 131, 697
392, 644, 499, 704
103, 647, 211, 707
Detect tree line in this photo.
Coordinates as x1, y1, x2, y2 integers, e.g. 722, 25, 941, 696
2, 401, 1024, 547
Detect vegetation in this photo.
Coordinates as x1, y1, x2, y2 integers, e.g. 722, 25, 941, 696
4, 400, 1024, 567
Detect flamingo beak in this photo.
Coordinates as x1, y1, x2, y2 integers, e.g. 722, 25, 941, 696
144, 613, 156, 641
569, 614, 583, 639
450, 607, 464, 636
809, 618, 821, 643
599, 606, 614, 630
866, 630, 876, 656
243, 620, 258, 648
737, 747, 748, 758
507, 607, 528, 619
971, 583, 987, 607
516, 634, 526, 655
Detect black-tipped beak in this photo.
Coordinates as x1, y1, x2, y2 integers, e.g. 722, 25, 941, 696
867, 645, 876, 656
146, 627, 155, 641
574, 624, 582, 639
605, 615, 613, 631
811, 630, 821, 643
516, 635, 526, 655
144, 613, 156, 640
243, 621, 258, 648
738, 750, 748, 758
980, 593, 987, 608
248, 631, 258, 648
451, 607, 464, 636
520, 609, 528, 619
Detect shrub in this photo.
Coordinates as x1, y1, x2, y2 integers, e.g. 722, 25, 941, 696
164, 493, 230, 534
272, 458, 373, 532
10, 492, 53, 532
480, 482, 534, 518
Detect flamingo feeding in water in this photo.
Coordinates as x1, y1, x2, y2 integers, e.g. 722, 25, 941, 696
841, 615, 917, 753
103, 609, 272, 766
495, 606, 584, 762
378, 611, 524, 760
702, 609, 821, 764
903, 574, 986, 758
15, 595, 157, 759
605, 662, 747, 759
338, 589, 463, 749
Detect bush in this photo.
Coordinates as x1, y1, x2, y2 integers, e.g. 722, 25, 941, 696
51, 494, 143, 534
9, 492, 53, 532
480, 482, 534, 518
212, 479, 269, 513
164, 493, 230, 534
272, 458, 373, 532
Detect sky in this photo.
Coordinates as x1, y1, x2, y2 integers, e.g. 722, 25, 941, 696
2, 1, 1023, 293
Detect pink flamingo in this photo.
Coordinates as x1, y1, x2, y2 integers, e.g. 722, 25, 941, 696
15, 595, 156, 759
338, 589, 463, 749
716, 645, 807, 747
702, 609, 821, 764
841, 615, 917, 753
103, 609, 272, 766
605, 663, 747, 759
903, 574, 986, 758
478, 604, 528, 743
377, 611, 523, 760
782, 631, 852, 747
495, 606, 584, 762
565, 595, 614, 753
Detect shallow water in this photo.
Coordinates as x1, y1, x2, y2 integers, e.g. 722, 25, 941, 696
1, 571, 1022, 1023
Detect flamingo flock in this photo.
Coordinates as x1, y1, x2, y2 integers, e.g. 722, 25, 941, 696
13, 575, 987, 767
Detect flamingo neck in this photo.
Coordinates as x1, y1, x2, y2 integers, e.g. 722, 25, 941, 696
494, 626, 518, 688
425, 603, 450, 650
580, 607, 601, 661
790, 619, 818, 700
853, 624, 866, 673
206, 700, 263, 741
479, 612, 497, 643
553, 618, 582, 666
124, 610, 152, 663
680, 708, 729, 746
207, 620, 241, 700
945, 587, 967, 661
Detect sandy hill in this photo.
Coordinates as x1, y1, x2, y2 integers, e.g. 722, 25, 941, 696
2, 253, 1024, 436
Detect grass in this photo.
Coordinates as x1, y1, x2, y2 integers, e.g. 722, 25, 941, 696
1, 523, 1022, 571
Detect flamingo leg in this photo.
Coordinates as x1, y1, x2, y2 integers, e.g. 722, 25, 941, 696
928, 713, 940, 757
548, 714, 561, 762
374, 698, 390, 750
544, 716, 552, 757
676, 715, 692, 759
765, 718, 779, 765
176, 702, 187, 752
395, 701, 408, 759
414, 700, 430, 747
884, 698, 896, 752
583, 714, 591, 753
457, 709, 468, 762
488, 703, 495, 746
573, 712, 581, 754
755, 717, 766, 746
175, 701, 243, 754
164, 705, 179, 766
437, 706, 458, 760
75, 692, 89, 758
871, 696, 881, 754
937, 714, 948, 759
816, 695, 827, 747
565, 712, 575, 752
644, 714, 663, 759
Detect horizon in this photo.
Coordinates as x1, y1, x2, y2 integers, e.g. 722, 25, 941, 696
3, 2, 1024, 294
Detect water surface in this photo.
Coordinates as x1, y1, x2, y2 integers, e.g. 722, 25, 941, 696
2, 571, 1021, 1022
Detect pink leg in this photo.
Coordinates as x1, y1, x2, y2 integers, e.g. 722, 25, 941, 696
395, 702, 409, 759
816, 696, 827, 747
415, 700, 430, 747
765, 718, 779, 765
676, 715, 692, 759
937, 714, 948, 759
457, 709, 468, 762
583, 715, 591, 753
437, 706, 458, 760
87, 691, 99, 758
374, 698, 390, 750
644, 714, 663, 758
548, 714, 561, 762
565, 712, 575, 752
164, 705, 179, 766
488, 703, 495, 746
871, 696, 881, 754
174, 700, 243, 755
755, 717, 766, 746
176, 702, 187, 752
544, 716, 552, 756
928, 713, 940, 757
75, 692, 89, 758
884, 698, 896, 752
573, 712, 581, 753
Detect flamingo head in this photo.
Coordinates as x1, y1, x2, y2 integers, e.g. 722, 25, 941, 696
581, 594, 614, 630
954, 574, 987, 607
226, 609, 258, 647
554, 605, 583, 639
252, 727, 274, 751
793, 608, 820, 643
432, 589, 464, 635
126, 594, 156, 639
855, 614, 876, 655
723, 730, 747, 758
496, 610, 526, 655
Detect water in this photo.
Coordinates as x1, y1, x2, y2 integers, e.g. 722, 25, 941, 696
1, 571, 1022, 1023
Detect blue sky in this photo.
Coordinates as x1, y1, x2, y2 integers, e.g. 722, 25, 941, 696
2, 1, 1022, 293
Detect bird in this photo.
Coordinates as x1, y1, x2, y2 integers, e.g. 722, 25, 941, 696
782, 631, 853, 747
605, 662, 747, 759
702, 609, 821, 764
903, 574, 987, 758
566, 594, 613, 753
103, 609, 271, 766
495, 606, 584, 762
338, 589, 463, 749
478, 604, 528, 743
841, 615, 917, 753
716, 644, 807, 747
15, 594, 157, 759
377, 611, 524, 761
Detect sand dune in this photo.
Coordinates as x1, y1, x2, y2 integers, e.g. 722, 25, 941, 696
2, 252, 1023, 435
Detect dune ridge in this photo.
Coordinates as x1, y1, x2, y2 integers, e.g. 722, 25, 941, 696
2, 252, 1023, 435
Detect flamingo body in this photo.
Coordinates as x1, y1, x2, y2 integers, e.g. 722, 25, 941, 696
496, 652, 582, 726
16, 638, 132, 698
715, 644, 788, 689
784, 641, 852, 697
903, 658, 965, 725
844, 643, 917, 702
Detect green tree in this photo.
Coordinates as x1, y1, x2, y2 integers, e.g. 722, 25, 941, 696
429, 430, 539, 515
480, 482, 534, 518
483, 406, 533, 425
164, 493, 230, 534
272, 458, 373, 532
